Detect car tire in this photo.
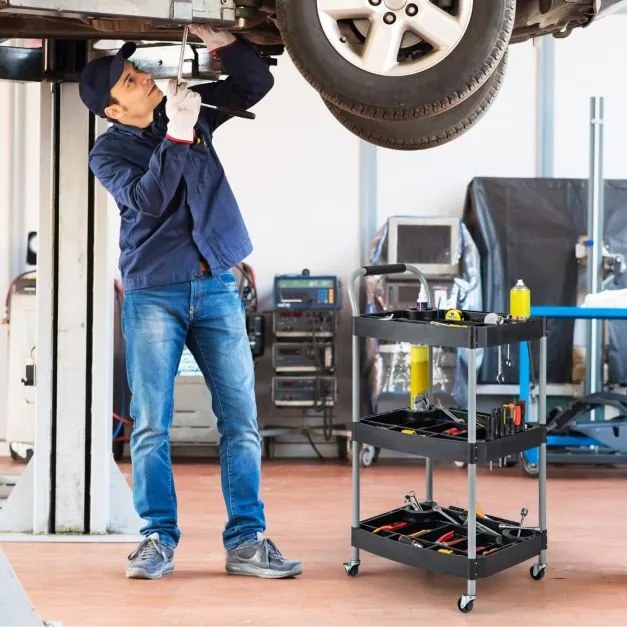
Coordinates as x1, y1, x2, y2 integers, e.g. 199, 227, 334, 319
323, 51, 507, 150
276, 0, 515, 120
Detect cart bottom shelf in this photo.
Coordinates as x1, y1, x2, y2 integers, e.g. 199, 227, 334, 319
352, 524, 546, 579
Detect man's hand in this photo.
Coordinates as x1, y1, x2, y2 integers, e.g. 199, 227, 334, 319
165, 79, 201, 143
189, 24, 236, 53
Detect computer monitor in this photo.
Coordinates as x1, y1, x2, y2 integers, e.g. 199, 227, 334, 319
386, 216, 460, 277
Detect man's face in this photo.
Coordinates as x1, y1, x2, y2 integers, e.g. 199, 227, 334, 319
104, 60, 164, 126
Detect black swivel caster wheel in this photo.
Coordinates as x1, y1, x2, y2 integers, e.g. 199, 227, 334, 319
344, 563, 359, 577
457, 597, 474, 613
360, 445, 375, 467
530, 564, 546, 580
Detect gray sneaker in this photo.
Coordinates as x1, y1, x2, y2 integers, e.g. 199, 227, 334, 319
226, 534, 303, 579
126, 532, 175, 580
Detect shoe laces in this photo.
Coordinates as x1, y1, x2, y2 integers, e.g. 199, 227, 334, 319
263, 538, 284, 560
128, 534, 167, 562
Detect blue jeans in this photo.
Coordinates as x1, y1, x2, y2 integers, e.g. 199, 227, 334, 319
122, 272, 265, 549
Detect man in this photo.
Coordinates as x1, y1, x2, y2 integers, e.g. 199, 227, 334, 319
78, 24, 303, 581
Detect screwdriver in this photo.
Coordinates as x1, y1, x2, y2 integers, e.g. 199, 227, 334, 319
177, 25, 256, 121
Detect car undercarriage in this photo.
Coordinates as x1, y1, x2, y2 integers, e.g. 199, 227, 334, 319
0, 0, 622, 149
0, 1, 601, 44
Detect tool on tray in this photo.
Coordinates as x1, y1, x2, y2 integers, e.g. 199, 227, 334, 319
485, 400, 526, 440
404, 491, 424, 512
372, 521, 409, 534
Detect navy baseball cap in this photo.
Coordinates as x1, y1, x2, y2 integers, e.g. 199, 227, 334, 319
79, 42, 137, 117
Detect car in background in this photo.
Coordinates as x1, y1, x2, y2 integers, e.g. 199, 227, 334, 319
1, 0, 625, 149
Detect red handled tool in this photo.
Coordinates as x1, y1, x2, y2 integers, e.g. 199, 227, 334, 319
373, 521, 409, 534
514, 404, 522, 429
434, 530, 465, 547
443, 427, 467, 437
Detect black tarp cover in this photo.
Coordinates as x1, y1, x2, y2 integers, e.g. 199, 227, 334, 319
463, 178, 627, 385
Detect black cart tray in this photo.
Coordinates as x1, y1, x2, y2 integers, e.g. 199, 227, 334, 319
353, 308, 546, 348
353, 505, 547, 580
353, 408, 546, 464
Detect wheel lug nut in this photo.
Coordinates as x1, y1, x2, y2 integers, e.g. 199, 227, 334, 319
406, 4, 418, 16
383, 12, 396, 24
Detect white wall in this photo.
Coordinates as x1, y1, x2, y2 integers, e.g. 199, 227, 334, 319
213, 57, 362, 306
553, 14, 627, 179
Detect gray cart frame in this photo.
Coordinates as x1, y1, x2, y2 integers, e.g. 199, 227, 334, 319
344, 264, 548, 613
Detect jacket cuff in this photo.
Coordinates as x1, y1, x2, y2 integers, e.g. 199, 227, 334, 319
166, 130, 197, 144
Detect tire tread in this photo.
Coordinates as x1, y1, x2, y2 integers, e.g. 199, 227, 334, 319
325, 53, 507, 150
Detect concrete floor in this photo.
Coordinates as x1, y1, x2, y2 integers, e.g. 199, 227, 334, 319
1, 457, 627, 626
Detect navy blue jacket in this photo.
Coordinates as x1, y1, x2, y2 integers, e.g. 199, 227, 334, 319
89, 40, 274, 292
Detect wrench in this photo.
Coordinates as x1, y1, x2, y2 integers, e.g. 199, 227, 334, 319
468, 518, 502, 538
404, 491, 424, 512
176, 24, 189, 86
436, 399, 465, 424
429, 503, 462, 527
517, 507, 528, 538
505, 344, 512, 368
447, 507, 503, 539
176, 25, 256, 120
499, 524, 541, 532
496, 345, 505, 383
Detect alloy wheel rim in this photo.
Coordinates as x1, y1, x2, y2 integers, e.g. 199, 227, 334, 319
316, 0, 473, 77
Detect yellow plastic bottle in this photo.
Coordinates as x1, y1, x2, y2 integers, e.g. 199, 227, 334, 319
510, 279, 531, 320
410, 345, 429, 409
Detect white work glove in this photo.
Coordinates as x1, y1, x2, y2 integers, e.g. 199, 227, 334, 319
189, 24, 236, 53
165, 79, 201, 143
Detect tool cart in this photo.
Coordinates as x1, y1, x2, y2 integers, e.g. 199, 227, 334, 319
344, 265, 548, 613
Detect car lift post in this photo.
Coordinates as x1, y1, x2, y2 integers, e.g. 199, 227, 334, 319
0, 41, 141, 537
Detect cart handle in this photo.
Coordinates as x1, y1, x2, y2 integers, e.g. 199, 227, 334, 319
348, 263, 433, 317
362, 264, 407, 276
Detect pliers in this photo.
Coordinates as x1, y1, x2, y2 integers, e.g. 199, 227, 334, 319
372, 521, 408, 534
443, 427, 467, 437
434, 530, 465, 547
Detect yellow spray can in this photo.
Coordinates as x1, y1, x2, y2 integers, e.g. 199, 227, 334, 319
510, 279, 531, 320
410, 345, 429, 409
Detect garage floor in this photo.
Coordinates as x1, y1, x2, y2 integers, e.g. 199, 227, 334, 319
1, 457, 627, 626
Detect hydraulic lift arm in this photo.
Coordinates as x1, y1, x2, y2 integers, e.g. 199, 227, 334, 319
0, 0, 237, 23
